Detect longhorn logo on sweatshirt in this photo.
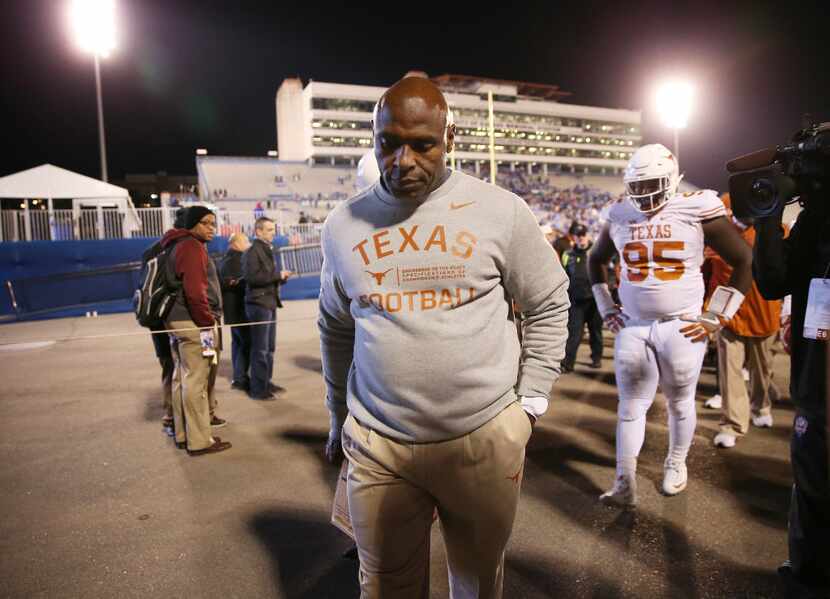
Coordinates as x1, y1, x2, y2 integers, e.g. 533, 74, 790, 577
365, 269, 393, 285
352, 223, 478, 314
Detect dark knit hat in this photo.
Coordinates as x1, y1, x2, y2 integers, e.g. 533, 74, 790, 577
173, 207, 187, 229
184, 206, 215, 230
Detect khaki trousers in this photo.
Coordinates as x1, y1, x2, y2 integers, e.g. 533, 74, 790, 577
168, 320, 219, 451
717, 328, 775, 436
342, 401, 532, 599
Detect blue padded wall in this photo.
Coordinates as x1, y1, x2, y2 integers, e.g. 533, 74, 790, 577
0, 235, 320, 321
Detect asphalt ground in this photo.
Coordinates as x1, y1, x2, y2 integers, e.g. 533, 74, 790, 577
0, 300, 794, 598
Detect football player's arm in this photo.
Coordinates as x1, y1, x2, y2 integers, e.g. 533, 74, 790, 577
588, 224, 625, 331
587, 223, 615, 286
680, 217, 752, 342
318, 225, 355, 464
701, 216, 752, 295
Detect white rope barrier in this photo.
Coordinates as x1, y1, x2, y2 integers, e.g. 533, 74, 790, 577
0, 316, 319, 348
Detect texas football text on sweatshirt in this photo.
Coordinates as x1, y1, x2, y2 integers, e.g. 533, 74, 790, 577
318, 170, 570, 442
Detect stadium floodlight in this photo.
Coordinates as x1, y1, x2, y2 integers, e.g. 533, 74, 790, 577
69, 0, 117, 182
70, 0, 116, 57
196, 148, 208, 156
656, 80, 694, 160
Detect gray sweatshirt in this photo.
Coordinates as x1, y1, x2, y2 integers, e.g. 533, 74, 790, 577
318, 170, 570, 443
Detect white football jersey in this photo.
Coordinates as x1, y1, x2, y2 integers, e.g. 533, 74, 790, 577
606, 189, 726, 320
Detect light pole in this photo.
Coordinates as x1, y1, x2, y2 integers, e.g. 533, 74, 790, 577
70, 0, 116, 182
656, 81, 693, 161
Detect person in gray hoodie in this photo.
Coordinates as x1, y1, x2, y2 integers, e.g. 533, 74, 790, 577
319, 77, 570, 599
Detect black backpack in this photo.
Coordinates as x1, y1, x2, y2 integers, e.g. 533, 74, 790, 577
134, 239, 181, 328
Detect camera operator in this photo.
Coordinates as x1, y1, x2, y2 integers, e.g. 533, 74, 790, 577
752, 161, 829, 596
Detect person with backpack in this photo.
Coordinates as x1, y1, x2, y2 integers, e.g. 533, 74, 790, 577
161, 206, 231, 456
140, 207, 186, 436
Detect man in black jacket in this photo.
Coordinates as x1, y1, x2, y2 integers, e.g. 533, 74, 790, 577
754, 197, 829, 598
562, 222, 603, 371
243, 217, 292, 400
220, 232, 252, 392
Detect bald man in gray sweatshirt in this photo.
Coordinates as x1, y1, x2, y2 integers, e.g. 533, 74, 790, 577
319, 77, 569, 599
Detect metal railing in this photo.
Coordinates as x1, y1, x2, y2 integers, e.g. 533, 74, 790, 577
278, 243, 324, 277
0, 207, 323, 244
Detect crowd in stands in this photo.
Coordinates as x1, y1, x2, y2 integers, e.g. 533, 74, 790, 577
458, 165, 622, 237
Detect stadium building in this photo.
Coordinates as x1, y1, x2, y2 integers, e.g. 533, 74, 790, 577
196, 74, 645, 230
276, 74, 642, 177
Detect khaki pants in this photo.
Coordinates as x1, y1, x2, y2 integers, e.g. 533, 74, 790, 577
717, 328, 775, 436
342, 401, 532, 599
168, 320, 220, 451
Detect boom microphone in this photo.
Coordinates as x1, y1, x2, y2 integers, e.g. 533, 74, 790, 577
726, 147, 778, 173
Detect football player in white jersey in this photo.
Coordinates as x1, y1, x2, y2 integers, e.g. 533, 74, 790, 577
588, 144, 752, 507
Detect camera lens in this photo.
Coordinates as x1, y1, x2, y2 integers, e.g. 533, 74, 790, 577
747, 177, 784, 217
751, 178, 775, 203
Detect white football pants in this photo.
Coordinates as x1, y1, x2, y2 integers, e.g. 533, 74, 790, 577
613, 317, 706, 476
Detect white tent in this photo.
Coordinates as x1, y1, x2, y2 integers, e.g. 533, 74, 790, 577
0, 164, 139, 240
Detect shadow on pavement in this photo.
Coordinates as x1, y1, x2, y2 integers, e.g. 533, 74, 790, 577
293, 355, 323, 373
143, 390, 163, 422
504, 553, 622, 598
281, 428, 339, 496
721, 453, 791, 531
526, 428, 613, 497
557, 386, 620, 415
250, 509, 359, 599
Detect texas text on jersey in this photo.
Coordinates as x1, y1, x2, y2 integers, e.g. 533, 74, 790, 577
606, 188, 726, 320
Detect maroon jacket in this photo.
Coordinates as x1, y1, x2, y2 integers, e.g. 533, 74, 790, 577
160, 229, 216, 327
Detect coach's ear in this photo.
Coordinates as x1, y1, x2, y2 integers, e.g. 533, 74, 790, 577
445, 123, 456, 155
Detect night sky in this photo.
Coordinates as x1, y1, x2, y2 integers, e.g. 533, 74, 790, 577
2, 1, 828, 191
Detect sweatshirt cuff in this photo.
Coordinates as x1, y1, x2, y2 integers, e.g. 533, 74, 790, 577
517, 363, 555, 399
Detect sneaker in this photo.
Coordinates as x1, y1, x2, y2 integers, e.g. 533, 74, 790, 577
704, 394, 722, 409
210, 415, 227, 428
599, 474, 637, 507
268, 382, 286, 394
590, 358, 602, 369
249, 391, 276, 401
162, 420, 175, 437
751, 414, 773, 428
561, 362, 574, 373
714, 432, 737, 448
231, 380, 250, 392
662, 459, 688, 496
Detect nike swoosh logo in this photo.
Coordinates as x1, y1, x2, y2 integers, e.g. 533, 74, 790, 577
450, 201, 475, 210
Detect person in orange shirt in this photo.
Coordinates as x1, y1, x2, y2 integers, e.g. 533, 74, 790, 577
706, 194, 785, 448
